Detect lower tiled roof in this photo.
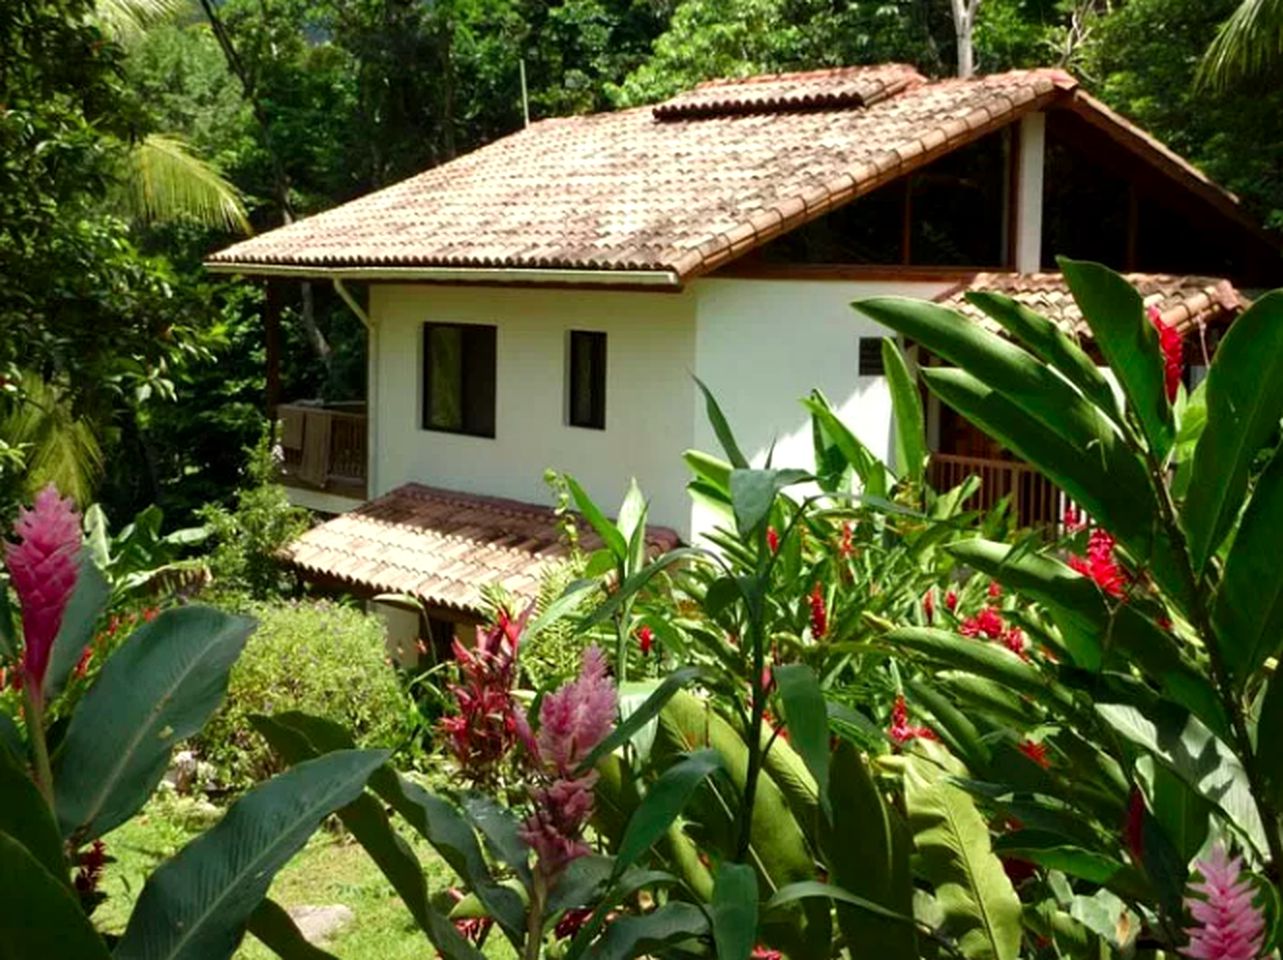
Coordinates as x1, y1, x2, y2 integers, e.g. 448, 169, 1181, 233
937, 272, 1246, 339
283, 483, 680, 616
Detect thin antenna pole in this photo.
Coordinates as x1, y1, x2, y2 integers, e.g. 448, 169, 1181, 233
519, 59, 530, 127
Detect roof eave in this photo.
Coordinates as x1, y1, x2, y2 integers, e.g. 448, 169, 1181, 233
203, 260, 684, 289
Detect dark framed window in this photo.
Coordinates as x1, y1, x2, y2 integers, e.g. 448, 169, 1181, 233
422, 323, 496, 437
858, 337, 885, 376
568, 330, 607, 430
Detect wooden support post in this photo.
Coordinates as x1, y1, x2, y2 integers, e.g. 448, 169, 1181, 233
265, 279, 283, 435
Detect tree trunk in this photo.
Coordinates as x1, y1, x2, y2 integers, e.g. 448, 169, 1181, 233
950, 0, 980, 77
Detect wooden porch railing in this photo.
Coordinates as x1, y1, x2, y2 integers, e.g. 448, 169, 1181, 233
928, 452, 1064, 529
277, 401, 368, 500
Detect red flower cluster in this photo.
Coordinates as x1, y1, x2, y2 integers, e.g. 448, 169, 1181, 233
636, 625, 654, 656
837, 521, 854, 559
1149, 305, 1184, 402
809, 583, 827, 639
439, 607, 525, 788
944, 589, 959, 612
1063, 504, 1085, 534
888, 693, 937, 745
1068, 528, 1128, 599
987, 580, 1002, 600
1018, 739, 1051, 769
959, 606, 1005, 640
922, 589, 935, 624
766, 526, 780, 554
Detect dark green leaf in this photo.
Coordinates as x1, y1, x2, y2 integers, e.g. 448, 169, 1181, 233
729, 468, 809, 537
565, 476, 628, 561
0, 745, 65, 884
613, 749, 722, 878
711, 862, 758, 960
246, 900, 340, 959
695, 376, 749, 469
0, 831, 110, 959
1261, 674, 1283, 811
588, 902, 710, 960
765, 880, 916, 925
54, 606, 254, 843
581, 548, 708, 629
1182, 290, 1283, 571
684, 450, 732, 496
116, 750, 387, 960
774, 664, 830, 813
802, 390, 891, 496
962, 290, 1120, 420
0, 577, 15, 661
882, 338, 928, 483
459, 793, 532, 888
993, 834, 1147, 897
820, 742, 918, 959
907, 678, 991, 771
42, 557, 109, 702
1097, 702, 1268, 856
1059, 258, 1173, 458
1212, 441, 1283, 684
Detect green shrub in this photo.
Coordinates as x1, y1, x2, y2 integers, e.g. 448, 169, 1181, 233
191, 598, 408, 792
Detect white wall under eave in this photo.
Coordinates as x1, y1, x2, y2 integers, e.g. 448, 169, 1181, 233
370, 284, 699, 537
690, 277, 956, 539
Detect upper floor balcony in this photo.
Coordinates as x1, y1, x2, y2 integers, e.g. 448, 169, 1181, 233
277, 401, 368, 503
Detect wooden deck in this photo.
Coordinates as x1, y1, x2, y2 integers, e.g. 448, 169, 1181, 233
277, 402, 368, 501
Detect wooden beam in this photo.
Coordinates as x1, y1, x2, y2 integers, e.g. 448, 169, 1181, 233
264, 279, 283, 428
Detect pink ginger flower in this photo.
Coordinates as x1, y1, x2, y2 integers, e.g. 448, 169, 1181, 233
5, 485, 82, 696
1182, 844, 1265, 960
1150, 305, 1185, 403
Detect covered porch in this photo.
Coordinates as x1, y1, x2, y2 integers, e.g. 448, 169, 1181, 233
277, 401, 369, 507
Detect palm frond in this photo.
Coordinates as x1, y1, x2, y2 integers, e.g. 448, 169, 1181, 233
94, 0, 183, 43
2, 375, 105, 507
119, 134, 252, 234
1198, 0, 1283, 90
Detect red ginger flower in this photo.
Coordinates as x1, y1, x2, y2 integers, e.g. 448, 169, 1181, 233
1018, 739, 1050, 768
1150, 305, 1184, 403
987, 580, 1002, 601
960, 606, 1005, 640
922, 589, 935, 624
1002, 626, 1029, 661
1063, 505, 1085, 534
837, 521, 854, 559
809, 583, 827, 639
5, 485, 81, 697
636, 624, 654, 656
766, 526, 780, 554
1123, 789, 1146, 865
1068, 528, 1128, 599
1182, 844, 1266, 960
888, 693, 937, 745
944, 589, 959, 612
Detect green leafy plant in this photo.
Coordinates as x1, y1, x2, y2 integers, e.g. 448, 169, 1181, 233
0, 485, 386, 956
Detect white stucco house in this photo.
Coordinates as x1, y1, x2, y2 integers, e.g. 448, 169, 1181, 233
207, 63, 1277, 643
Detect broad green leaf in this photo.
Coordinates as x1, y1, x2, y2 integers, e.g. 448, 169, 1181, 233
1059, 258, 1173, 458
684, 449, 732, 496
803, 390, 892, 496
905, 758, 1023, 960
729, 468, 809, 537
907, 678, 991, 771
564, 864, 701, 960
0, 832, 111, 958
116, 750, 387, 960
0, 711, 21, 762
920, 368, 1185, 605
950, 539, 1227, 734
765, 880, 918, 925
246, 900, 340, 959
963, 290, 1119, 420
578, 666, 706, 774
459, 793, 533, 888
0, 576, 15, 660
1097, 702, 1268, 856
42, 557, 109, 701
612, 749, 722, 878
0, 746, 65, 884
695, 376, 749, 469
54, 606, 254, 843
565, 475, 627, 561
1213, 442, 1283, 684
882, 338, 928, 482
820, 741, 918, 960
616, 478, 649, 574
581, 547, 709, 628
252, 714, 443, 943
1182, 290, 1283, 571
588, 902, 709, 960
992, 833, 1147, 897
1261, 675, 1283, 811
711, 862, 758, 960
774, 664, 830, 813
1141, 758, 1211, 864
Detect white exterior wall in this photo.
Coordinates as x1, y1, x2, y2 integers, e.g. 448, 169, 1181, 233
690, 277, 956, 538
370, 284, 699, 535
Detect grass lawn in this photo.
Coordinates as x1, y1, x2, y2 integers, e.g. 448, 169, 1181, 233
95, 792, 517, 959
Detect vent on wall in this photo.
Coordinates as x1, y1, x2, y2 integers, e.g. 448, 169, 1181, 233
858, 337, 886, 376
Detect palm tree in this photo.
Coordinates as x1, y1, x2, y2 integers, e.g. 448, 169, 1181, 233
1, 374, 105, 508
1199, 0, 1283, 89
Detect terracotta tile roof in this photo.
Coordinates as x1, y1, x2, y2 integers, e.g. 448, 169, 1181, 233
208, 66, 1084, 280
282, 483, 681, 616
937, 272, 1247, 338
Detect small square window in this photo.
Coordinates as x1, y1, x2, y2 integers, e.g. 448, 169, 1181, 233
858, 337, 885, 376
422, 323, 496, 437
568, 331, 607, 429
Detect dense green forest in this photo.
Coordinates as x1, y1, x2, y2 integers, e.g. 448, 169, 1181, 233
4, 0, 1282, 526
